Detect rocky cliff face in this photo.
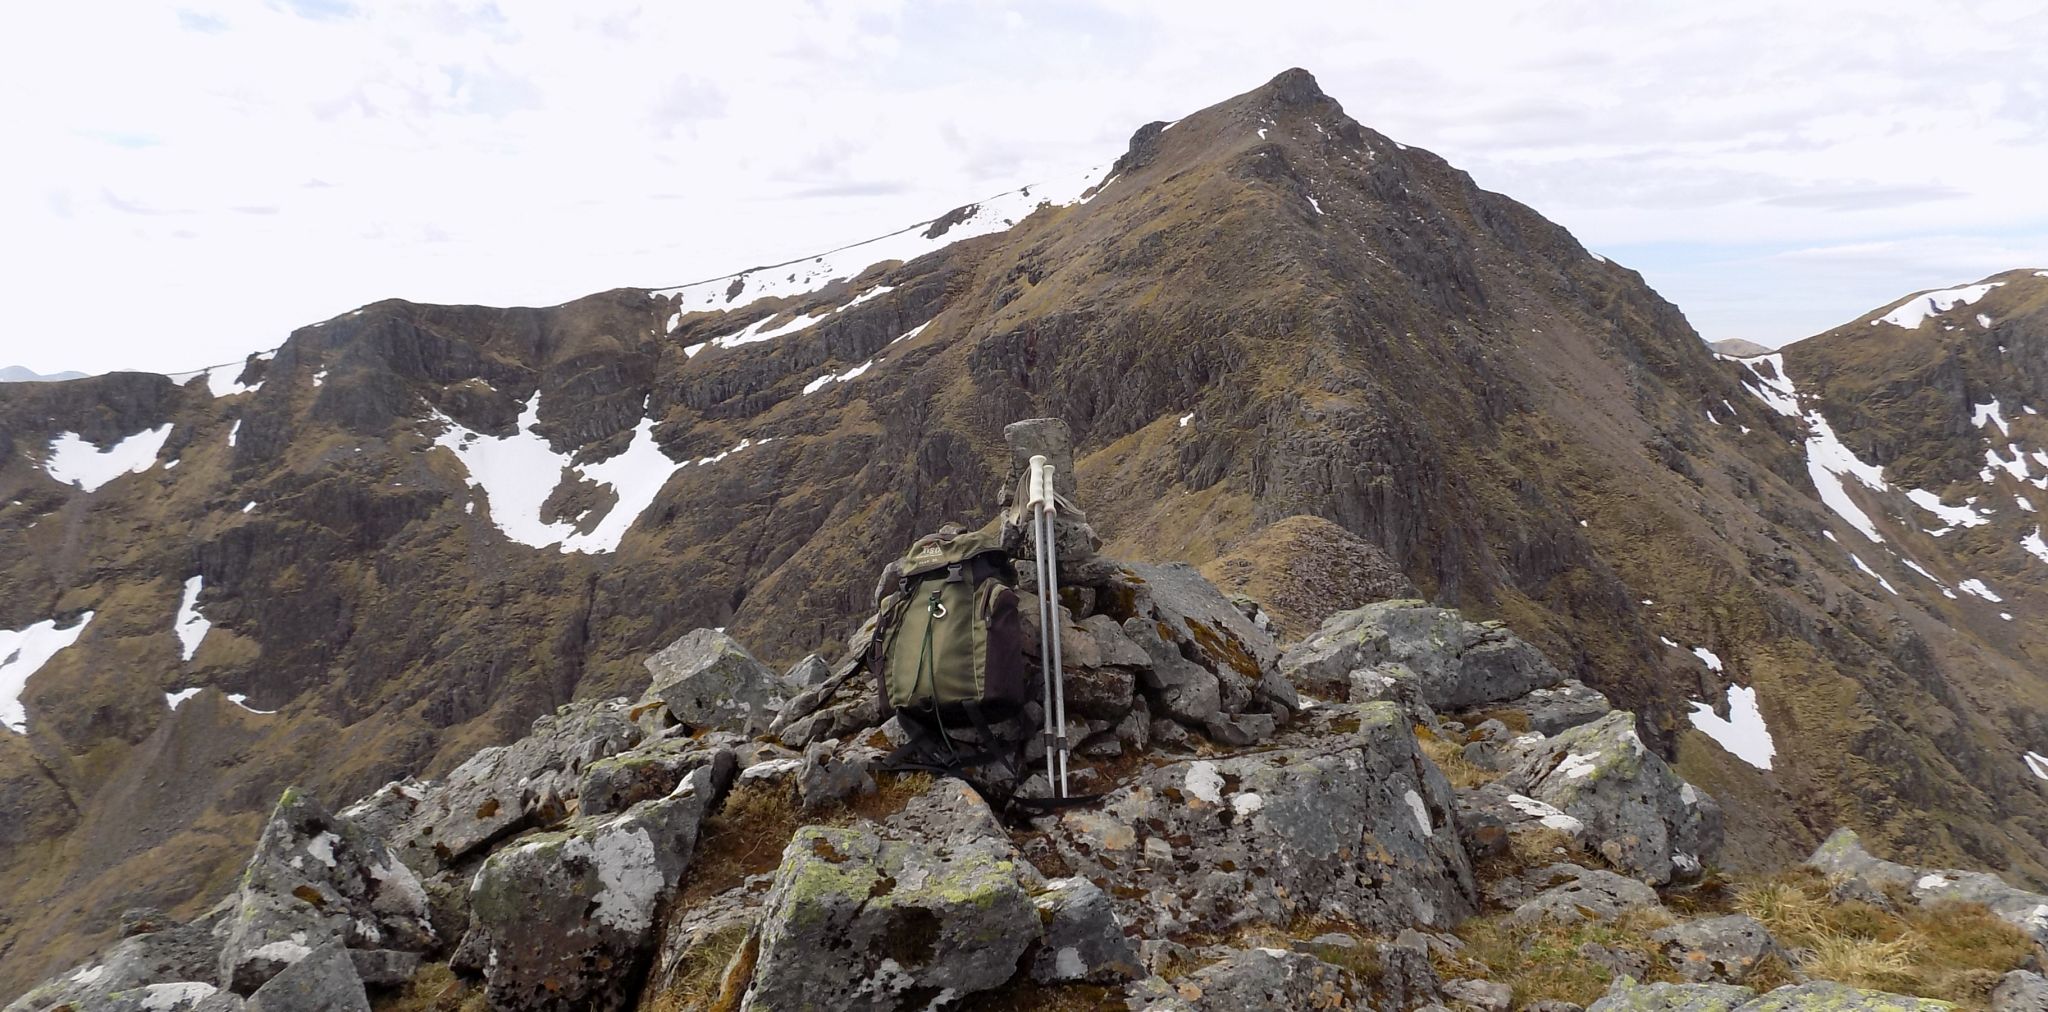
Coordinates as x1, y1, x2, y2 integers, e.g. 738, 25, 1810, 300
3, 67, 2047, 997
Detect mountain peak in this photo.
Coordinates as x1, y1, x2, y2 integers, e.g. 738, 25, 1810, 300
1258, 66, 1328, 106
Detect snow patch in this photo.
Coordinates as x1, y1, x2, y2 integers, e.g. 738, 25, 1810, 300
1978, 314, 1994, 328
1691, 647, 1724, 673
649, 165, 1114, 312
2026, 752, 2048, 780
1957, 578, 2003, 602
1306, 195, 1322, 215
1805, 411, 1890, 542
1872, 282, 2003, 329
1687, 685, 1776, 770
174, 575, 210, 661
705, 284, 895, 352
1177, 412, 1193, 428
1975, 401, 2011, 435
45, 424, 172, 491
227, 694, 276, 714
1849, 553, 1899, 595
1183, 761, 1224, 805
1905, 488, 1990, 529
2, 612, 94, 733
890, 320, 932, 345
801, 359, 874, 396
2024, 527, 2048, 564
432, 395, 748, 555
166, 687, 203, 709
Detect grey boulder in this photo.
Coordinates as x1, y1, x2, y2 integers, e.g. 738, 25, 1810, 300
1124, 948, 1355, 1010
1503, 864, 1663, 927
1993, 971, 2048, 1012
1739, 982, 1956, 1009
245, 943, 368, 1012
739, 781, 1042, 1011
216, 788, 435, 994
351, 696, 642, 872
1280, 601, 1565, 710
464, 765, 727, 1011
1650, 915, 1781, 984
2, 922, 221, 1012
1587, 976, 1754, 1012
1508, 711, 1718, 884
1497, 680, 1614, 735
642, 628, 786, 734
782, 653, 832, 689
1029, 877, 1142, 985
1052, 701, 1476, 939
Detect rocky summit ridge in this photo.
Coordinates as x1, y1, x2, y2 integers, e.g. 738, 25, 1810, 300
5, 66, 2048, 1005
11, 560, 2044, 1010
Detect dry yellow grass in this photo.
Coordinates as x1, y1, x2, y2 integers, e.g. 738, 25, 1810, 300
1437, 907, 1683, 1007
369, 963, 487, 1012
1729, 868, 2033, 1007
1414, 724, 1499, 790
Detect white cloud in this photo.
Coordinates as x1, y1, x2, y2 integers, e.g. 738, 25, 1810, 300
2, 1, 2045, 371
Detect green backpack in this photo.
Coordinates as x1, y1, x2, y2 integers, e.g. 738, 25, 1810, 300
871, 526, 1029, 728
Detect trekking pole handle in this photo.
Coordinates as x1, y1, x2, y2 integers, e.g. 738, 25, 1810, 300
1039, 462, 1057, 516
1027, 455, 1049, 508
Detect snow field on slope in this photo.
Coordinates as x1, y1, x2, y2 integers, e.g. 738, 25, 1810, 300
431, 395, 768, 554
174, 575, 210, 662
1, 613, 95, 733
651, 164, 1115, 315
1687, 685, 1776, 770
1871, 282, 2003, 329
44, 424, 173, 492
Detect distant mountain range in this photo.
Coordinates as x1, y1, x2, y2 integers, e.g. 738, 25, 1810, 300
0, 366, 87, 383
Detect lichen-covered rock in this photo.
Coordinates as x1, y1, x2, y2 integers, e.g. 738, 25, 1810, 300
3, 922, 222, 1012
1029, 877, 1142, 985
1509, 711, 1718, 884
1586, 976, 1754, 1012
1993, 970, 2048, 1012
1808, 829, 2048, 944
244, 943, 368, 1012
1650, 915, 1781, 984
1117, 562, 1296, 716
343, 949, 420, 989
1280, 601, 1564, 710
353, 696, 642, 872
84, 983, 242, 1012
796, 739, 875, 809
1051, 702, 1476, 939
642, 628, 786, 734
1366, 934, 1445, 1010
577, 740, 735, 818
1123, 614, 1223, 726
1124, 948, 1355, 1011
740, 782, 1041, 1011
465, 765, 725, 1011
1739, 981, 1956, 1010
216, 788, 435, 994
1503, 864, 1662, 927
1444, 978, 1514, 1012
1494, 680, 1614, 736
782, 653, 833, 690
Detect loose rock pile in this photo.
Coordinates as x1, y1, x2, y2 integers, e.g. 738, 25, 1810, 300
7, 584, 2039, 1011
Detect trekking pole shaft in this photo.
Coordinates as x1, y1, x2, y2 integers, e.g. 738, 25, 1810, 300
1042, 462, 1070, 798
1032, 491, 1057, 795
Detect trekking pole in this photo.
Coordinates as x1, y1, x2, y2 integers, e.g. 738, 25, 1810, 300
1040, 460, 1071, 798
1028, 456, 1059, 795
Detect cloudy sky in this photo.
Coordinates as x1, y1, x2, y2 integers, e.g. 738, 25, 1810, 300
4, 0, 2046, 374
